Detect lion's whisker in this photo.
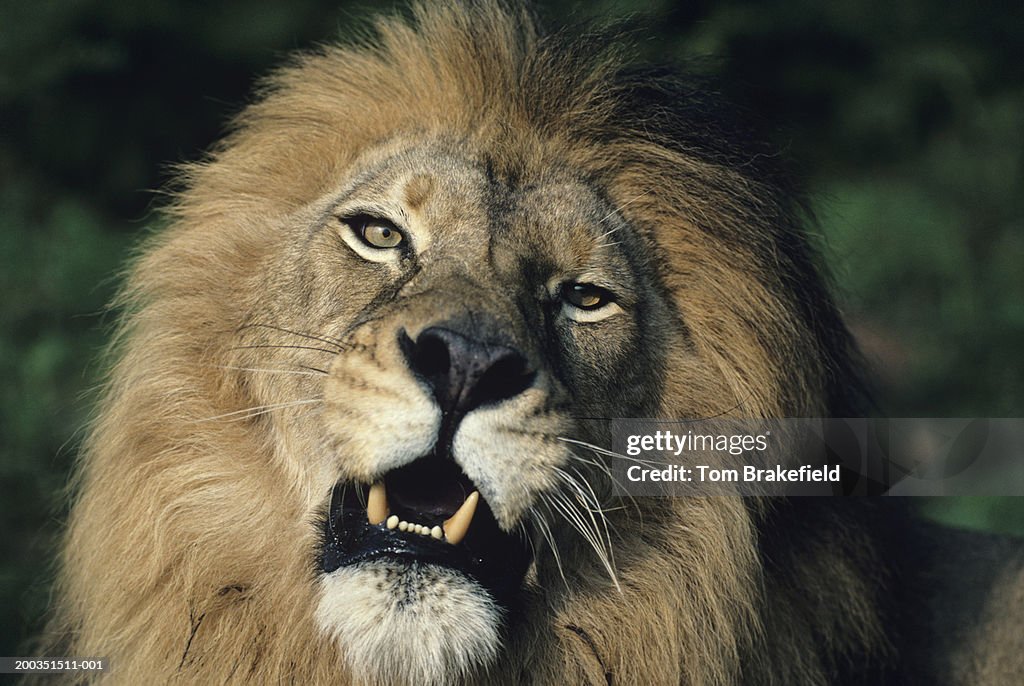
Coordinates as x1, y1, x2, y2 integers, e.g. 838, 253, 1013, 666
532, 503, 568, 586
196, 398, 322, 423
535, 504, 566, 581
298, 365, 330, 375
237, 322, 347, 350
231, 344, 340, 355
218, 365, 328, 377
546, 485, 620, 591
562, 450, 616, 488
500, 432, 645, 529
517, 520, 538, 563
562, 464, 617, 559
552, 468, 620, 590
547, 480, 611, 575
569, 448, 646, 530
548, 487, 605, 564
563, 453, 637, 520
556, 437, 664, 468
548, 494, 598, 560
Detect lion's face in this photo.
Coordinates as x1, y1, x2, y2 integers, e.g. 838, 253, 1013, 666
231, 139, 677, 681
51, 5, 864, 684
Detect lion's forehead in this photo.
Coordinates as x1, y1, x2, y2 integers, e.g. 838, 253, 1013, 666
335, 141, 623, 261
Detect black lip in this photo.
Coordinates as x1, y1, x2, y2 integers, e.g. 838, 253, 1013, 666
320, 469, 532, 605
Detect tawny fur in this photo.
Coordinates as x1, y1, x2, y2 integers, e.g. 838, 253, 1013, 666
38, 2, 1024, 685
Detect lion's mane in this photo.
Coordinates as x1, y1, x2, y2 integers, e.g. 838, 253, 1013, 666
41, 2, 903, 684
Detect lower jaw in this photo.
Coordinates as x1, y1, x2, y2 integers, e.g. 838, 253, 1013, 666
316, 561, 506, 685
321, 497, 532, 608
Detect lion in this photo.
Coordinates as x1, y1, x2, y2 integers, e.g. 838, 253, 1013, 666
39, 2, 1024, 684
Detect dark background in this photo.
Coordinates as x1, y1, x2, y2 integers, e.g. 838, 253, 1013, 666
2, 0, 1022, 658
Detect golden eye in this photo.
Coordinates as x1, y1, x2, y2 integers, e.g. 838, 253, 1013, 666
564, 283, 613, 310
360, 220, 404, 249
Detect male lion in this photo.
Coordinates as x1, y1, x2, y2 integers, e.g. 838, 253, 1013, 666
41, 2, 1024, 684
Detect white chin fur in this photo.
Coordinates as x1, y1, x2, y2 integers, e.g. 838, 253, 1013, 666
316, 561, 503, 686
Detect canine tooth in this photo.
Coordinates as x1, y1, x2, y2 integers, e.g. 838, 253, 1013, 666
399, 521, 409, 532
367, 482, 389, 525
386, 515, 399, 530
443, 491, 479, 545
430, 525, 443, 540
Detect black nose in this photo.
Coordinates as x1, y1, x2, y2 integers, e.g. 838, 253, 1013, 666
400, 326, 535, 416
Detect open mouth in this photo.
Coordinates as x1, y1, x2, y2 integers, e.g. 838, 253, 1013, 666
320, 453, 533, 603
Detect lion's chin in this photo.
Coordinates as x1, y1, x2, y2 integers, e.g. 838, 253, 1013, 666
316, 561, 504, 686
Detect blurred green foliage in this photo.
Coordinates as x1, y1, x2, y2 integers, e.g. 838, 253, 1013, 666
1, 0, 1022, 659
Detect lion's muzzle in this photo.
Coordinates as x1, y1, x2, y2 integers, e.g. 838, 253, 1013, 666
320, 321, 537, 605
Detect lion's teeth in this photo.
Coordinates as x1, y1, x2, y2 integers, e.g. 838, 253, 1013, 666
367, 481, 389, 525
377, 489, 479, 545
443, 491, 479, 545
391, 517, 447, 539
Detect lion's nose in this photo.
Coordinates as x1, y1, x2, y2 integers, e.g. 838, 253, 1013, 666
400, 326, 535, 416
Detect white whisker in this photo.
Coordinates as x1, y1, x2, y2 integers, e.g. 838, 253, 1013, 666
569, 447, 645, 529
556, 436, 664, 468
564, 465, 617, 562
547, 486, 620, 591
552, 468, 620, 591
195, 398, 322, 423
217, 365, 328, 377
532, 503, 567, 586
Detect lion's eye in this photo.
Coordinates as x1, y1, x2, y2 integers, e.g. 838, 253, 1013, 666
563, 283, 614, 310
358, 219, 404, 249
341, 214, 406, 250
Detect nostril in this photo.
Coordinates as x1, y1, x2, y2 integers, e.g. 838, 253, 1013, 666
400, 326, 535, 415
408, 329, 452, 379
470, 350, 534, 409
